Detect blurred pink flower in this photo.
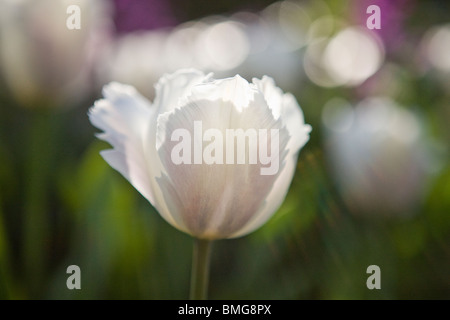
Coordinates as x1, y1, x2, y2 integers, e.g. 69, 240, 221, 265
112, 0, 176, 34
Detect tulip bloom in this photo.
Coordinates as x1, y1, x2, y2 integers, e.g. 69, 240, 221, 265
89, 69, 311, 239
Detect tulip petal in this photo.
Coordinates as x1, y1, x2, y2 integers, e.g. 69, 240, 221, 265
153, 69, 213, 114
88, 82, 156, 204
282, 92, 312, 152
155, 96, 290, 239
230, 148, 299, 238
233, 77, 312, 237
253, 76, 312, 152
187, 75, 258, 112
252, 76, 284, 119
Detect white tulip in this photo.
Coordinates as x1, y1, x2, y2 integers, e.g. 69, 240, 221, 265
89, 69, 311, 239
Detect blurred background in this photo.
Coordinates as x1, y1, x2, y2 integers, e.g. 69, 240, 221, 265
0, 0, 449, 299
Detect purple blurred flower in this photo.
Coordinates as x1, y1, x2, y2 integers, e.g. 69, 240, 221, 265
112, 0, 176, 34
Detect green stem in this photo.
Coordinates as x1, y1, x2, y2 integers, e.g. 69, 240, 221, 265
23, 110, 56, 297
189, 238, 212, 300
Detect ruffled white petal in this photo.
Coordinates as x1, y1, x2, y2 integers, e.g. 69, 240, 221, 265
281, 92, 312, 152
153, 68, 212, 114
230, 149, 298, 238
187, 75, 260, 112
253, 76, 311, 153
230, 76, 312, 238
252, 76, 283, 119
155, 92, 290, 239
88, 82, 156, 204
89, 82, 185, 231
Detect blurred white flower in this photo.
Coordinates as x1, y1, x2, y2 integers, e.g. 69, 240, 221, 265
89, 69, 311, 239
95, 3, 314, 98
97, 17, 253, 100
305, 26, 384, 87
422, 24, 450, 73
0, 0, 112, 107
323, 97, 429, 216
96, 30, 169, 99
229, 10, 305, 93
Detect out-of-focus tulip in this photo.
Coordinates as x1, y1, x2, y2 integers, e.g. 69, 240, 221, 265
95, 3, 313, 98
323, 97, 429, 216
96, 30, 169, 99
112, 0, 175, 34
421, 24, 450, 74
0, 0, 112, 107
89, 69, 311, 239
304, 26, 384, 88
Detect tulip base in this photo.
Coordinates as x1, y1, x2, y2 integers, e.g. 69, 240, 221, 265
190, 238, 212, 300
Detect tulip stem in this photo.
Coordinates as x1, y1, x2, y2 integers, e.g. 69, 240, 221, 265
190, 238, 212, 300
24, 109, 55, 297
